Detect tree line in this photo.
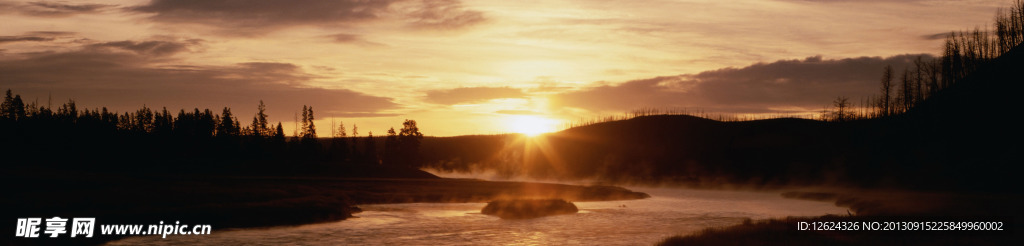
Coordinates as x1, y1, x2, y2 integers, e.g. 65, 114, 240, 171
0, 92, 423, 173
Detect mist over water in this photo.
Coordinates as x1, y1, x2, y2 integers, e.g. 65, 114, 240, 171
108, 187, 846, 245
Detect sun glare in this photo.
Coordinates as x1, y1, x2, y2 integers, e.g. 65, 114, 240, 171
507, 115, 558, 136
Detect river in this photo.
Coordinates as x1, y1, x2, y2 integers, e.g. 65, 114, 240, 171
107, 187, 845, 245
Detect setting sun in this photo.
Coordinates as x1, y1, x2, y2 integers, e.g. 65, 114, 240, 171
507, 115, 558, 136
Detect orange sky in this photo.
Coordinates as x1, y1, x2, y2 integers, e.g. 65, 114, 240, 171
0, 0, 1010, 136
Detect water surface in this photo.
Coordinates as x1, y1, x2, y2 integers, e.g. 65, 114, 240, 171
108, 188, 845, 245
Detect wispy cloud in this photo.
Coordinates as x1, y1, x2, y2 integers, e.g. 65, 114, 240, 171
0, 1, 114, 17
130, 0, 486, 36
425, 87, 526, 105
86, 39, 203, 57
399, 0, 486, 30
0, 36, 53, 43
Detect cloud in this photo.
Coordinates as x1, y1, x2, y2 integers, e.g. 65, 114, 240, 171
424, 87, 526, 105
0, 36, 53, 44
494, 110, 545, 115
330, 33, 361, 43
86, 39, 203, 57
549, 54, 934, 114
25, 31, 76, 36
399, 0, 486, 30
0, 1, 114, 17
130, 0, 485, 35
327, 33, 387, 47
0, 39, 398, 122
0, 31, 79, 44
131, 0, 396, 35
921, 32, 950, 40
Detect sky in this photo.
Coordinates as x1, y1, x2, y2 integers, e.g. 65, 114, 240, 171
0, 0, 1011, 136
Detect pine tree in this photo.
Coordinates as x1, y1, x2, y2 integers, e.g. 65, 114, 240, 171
301, 105, 309, 137
300, 105, 317, 139
335, 121, 347, 137
306, 106, 316, 139
217, 107, 240, 137
1, 89, 13, 120
251, 100, 269, 137
273, 122, 286, 143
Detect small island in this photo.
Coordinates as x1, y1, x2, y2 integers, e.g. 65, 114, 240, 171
481, 199, 579, 219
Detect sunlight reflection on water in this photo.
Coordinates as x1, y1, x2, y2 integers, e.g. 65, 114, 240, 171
107, 188, 845, 245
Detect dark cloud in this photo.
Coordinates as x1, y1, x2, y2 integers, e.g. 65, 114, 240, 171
26, 31, 76, 36
132, 0, 396, 35
921, 32, 950, 40
326, 33, 387, 47
425, 87, 526, 105
0, 39, 398, 122
0, 1, 113, 17
0, 31, 78, 44
550, 54, 933, 114
403, 0, 486, 30
0, 36, 54, 44
86, 39, 203, 57
130, 0, 485, 35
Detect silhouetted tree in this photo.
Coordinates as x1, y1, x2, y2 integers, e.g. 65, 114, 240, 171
330, 120, 349, 162
878, 65, 894, 116
349, 124, 360, 161
300, 106, 317, 147
198, 109, 216, 138
133, 106, 153, 133
914, 56, 926, 105
899, 68, 912, 113
832, 97, 851, 122
216, 107, 241, 137
1, 90, 26, 121
250, 100, 270, 137
364, 131, 377, 164
995, 1, 1024, 52
384, 127, 398, 165
273, 122, 286, 143
58, 100, 79, 124
397, 119, 424, 167
0, 89, 12, 120
153, 107, 174, 135
335, 121, 347, 137
927, 59, 940, 96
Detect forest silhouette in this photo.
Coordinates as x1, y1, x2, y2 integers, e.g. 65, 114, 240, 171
0, 95, 428, 176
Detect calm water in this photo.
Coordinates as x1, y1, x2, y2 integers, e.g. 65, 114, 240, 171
108, 188, 845, 245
